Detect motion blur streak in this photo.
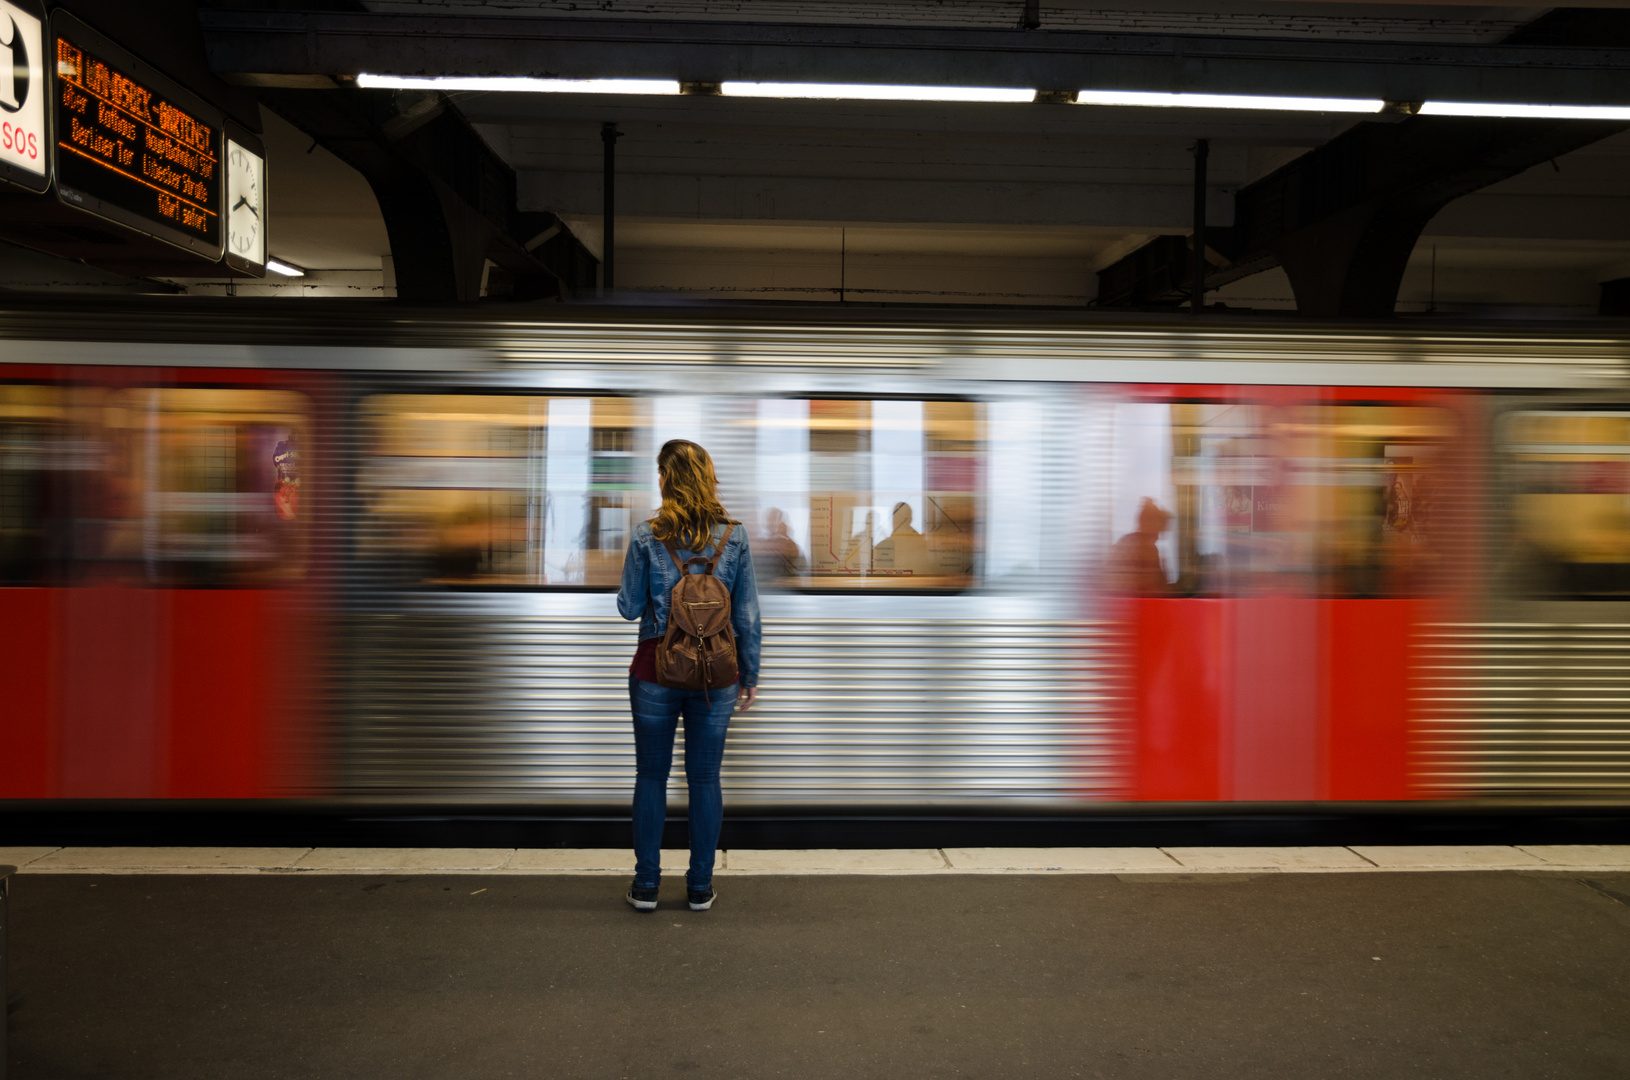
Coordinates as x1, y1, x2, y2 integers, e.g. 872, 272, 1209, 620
4, 309, 1630, 809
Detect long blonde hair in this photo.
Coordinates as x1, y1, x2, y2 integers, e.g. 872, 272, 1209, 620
651, 439, 731, 551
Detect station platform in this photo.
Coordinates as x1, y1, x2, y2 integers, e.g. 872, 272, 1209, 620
4, 847, 1629, 1078
7, 843, 1630, 874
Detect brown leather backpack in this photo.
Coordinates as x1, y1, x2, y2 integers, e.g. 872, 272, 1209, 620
655, 523, 740, 691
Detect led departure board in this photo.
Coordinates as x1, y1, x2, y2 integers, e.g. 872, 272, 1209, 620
50, 13, 222, 258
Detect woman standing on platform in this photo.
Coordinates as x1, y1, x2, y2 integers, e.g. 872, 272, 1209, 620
616, 439, 760, 913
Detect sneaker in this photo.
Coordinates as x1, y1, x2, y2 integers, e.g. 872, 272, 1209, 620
625, 884, 658, 912
687, 887, 716, 911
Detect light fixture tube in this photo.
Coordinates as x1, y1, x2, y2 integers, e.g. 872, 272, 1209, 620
721, 82, 1034, 103
1419, 101, 1630, 120
353, 73, 1629, 119
265, 258, 306, 277
356, 74, 682, 95
1076, 89, 1385, 113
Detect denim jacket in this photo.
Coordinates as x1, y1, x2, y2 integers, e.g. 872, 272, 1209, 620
617, 519, 762, 687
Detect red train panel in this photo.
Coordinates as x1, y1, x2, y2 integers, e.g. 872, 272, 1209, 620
0, 367, 331, 800
1130, 598, 1225, 801
1116, 385, 1476, 802
1325, 598, 1418, 801
0, 588, 57, 798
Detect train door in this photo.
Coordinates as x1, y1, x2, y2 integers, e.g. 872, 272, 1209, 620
0, 366, 331, 799
0, 370, 72, 797
1106, 384, 1475, 801
1415, 396, 1630, 797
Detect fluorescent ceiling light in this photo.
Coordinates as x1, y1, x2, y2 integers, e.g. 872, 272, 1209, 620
1419, 100, 1630, 120
1077, 89, 1385, 113
265, 258, 305, 277
353, 73, 1628, 119
356, 74, 681, 95
721, 82, 1034, 103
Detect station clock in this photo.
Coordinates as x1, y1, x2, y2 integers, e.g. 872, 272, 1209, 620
224, 127, 266, 275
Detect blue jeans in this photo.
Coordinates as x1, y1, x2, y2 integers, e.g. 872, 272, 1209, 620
629, 676, 736, 891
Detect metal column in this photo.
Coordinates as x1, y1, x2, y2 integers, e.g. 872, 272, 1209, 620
601, 122, 623, 291
1191, 137, 1209, 316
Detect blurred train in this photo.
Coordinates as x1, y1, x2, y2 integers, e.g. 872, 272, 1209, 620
3, 300, 1630, 812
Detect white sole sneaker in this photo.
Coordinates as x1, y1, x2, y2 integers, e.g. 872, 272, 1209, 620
687, 890, 716, 911
626, 890, 658, 912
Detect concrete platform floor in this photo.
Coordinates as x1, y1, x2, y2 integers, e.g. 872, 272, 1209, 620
6, 870, 1630, 1079
7, 844, 1630, 874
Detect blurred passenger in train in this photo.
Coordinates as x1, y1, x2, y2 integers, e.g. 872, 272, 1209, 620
617, 438, 760, 914
873, 501, 931, 576
434, 509, 488, 580
272, 438, 300, 521
1108, 498, 1173, 595
755, 506, 806, 583
99, 419, 145, 569
1384, 466, 1414, 536
1373, 458, 1436, 595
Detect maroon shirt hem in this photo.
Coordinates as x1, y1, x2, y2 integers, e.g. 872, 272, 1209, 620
630, 636, 660, 682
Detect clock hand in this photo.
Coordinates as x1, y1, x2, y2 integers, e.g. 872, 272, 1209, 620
232, 195, 248, 212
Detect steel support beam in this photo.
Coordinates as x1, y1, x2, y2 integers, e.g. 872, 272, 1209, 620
199, 10, 1630, 106
257, 87, 597, 303
1098, 114, 1627, 317
601, 123, 621, 292
1096, 9, 1630, 318
1246, 115, 1628, 317
1190, 139, 1208, 316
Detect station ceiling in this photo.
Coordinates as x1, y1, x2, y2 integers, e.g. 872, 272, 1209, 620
12, 1, 1630, 315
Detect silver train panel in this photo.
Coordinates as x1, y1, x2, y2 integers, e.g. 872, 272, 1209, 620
8, 322, 1627, 389
346, 608, 1118, 804
343, 381, 1116, 804
1417, 622, 1630, 794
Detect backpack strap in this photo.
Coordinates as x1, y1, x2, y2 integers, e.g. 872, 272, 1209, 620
707, 519, 734, 557
662, 540, 688, 575
695, 520, 735, 575
664, 520, 736, 577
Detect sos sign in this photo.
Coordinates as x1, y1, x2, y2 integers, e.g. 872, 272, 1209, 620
0, 0, 46, 193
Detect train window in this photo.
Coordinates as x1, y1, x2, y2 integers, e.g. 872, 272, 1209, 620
747, 398, 982, 590
1504, 411, 1630, 597
360, 394, 645, 587
1108, 400, 1452, 597
113, 388, 312, 586
3, 384, 305, 587
0, 384, 70, 585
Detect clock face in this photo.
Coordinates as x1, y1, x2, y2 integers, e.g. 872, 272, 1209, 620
225, 140, 265, 267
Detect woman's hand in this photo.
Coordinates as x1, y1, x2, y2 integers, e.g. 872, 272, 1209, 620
736, 686, 758, 712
